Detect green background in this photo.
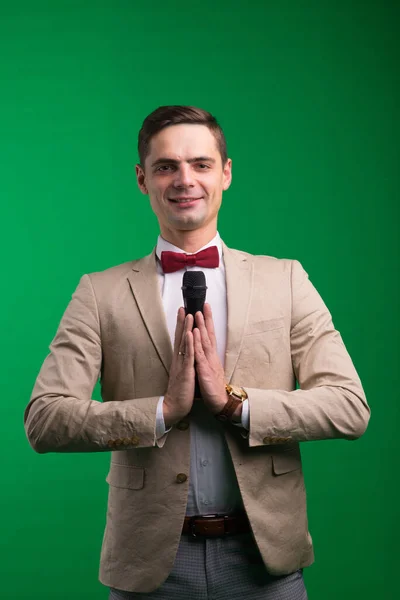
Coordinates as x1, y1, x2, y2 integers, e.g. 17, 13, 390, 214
1, 1, 398, 598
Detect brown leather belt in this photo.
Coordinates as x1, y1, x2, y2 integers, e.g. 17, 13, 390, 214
182, 512, 251, 537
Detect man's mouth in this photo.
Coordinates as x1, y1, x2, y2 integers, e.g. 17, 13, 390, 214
169, 197, 202, 203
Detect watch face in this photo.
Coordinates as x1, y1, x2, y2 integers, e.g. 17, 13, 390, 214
230, 385, 242, 396
227, 385, 246, 399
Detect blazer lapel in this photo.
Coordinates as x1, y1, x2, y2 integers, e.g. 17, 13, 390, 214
222, 242, 253, 383
127, 250, 173, 376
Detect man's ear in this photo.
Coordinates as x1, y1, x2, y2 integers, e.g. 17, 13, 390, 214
135, 164, 148, 195
223, 158, 232, 191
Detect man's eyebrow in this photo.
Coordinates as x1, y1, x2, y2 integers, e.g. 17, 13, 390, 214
151, 156, 216, 167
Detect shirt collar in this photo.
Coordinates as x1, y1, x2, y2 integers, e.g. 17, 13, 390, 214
155, 232, 223, 262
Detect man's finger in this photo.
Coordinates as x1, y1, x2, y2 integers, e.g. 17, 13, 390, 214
184, 314, 194, 336
173, 307, 186, 355
195, 311, 212, 354
193, 327, 206, 361
178, 314, 194, 356
183, 314, 193, 344
184, 330, 194, 363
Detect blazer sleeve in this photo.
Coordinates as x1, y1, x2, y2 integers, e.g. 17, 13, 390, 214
246, 259, 371, 447
24, 274, 169, 453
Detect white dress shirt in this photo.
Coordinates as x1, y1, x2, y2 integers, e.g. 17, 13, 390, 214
154, 232, 249, 515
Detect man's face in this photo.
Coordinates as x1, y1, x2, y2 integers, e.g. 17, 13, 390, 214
136, 124, 232, 237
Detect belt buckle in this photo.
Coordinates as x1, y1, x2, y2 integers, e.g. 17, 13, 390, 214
188, 514, 229, 538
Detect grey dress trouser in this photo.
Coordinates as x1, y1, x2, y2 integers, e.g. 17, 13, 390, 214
108, 532, 308, 600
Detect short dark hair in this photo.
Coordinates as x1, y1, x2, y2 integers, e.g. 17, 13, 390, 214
137, 105, 228, 169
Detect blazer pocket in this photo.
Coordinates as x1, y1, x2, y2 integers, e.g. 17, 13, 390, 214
244, 317, 285, 337
271, 448, 302, 475
106, 464, 145, 490
239, 317, 285, 366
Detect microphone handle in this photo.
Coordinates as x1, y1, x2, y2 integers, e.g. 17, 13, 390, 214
185, 302, 204, 399
194, 372, 201, 400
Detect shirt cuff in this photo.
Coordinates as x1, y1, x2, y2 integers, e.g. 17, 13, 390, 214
156, 396, 173, 439
231, 398, 249, 430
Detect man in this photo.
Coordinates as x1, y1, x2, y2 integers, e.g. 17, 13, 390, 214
24, 105, 370, 599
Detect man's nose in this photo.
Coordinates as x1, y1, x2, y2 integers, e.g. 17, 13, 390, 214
173, 165, 195, 187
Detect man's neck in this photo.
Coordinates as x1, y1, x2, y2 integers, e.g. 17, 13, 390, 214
160, 226, 218, 253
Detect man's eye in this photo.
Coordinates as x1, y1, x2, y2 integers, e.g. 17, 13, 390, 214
156, 163, 209, 172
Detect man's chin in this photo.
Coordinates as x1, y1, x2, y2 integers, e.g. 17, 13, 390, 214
167, 215, 206, 231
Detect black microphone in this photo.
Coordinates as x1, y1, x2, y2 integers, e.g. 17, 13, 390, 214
182, 271, 207, 399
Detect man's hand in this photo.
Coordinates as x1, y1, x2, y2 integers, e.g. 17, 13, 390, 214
193, 303, 228, 416
163, 308, 195, 427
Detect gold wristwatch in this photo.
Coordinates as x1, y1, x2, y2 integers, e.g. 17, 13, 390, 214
215, 384, 248, 422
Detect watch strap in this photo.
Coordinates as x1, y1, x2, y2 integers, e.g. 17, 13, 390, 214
214, 395, 243, 422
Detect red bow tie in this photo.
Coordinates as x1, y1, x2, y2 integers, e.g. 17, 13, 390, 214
160, 246, 219, 274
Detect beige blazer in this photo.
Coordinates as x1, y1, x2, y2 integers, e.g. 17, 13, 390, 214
24, 243, 370, 593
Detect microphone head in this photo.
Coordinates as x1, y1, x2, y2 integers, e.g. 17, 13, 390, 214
182, 271, 207, 301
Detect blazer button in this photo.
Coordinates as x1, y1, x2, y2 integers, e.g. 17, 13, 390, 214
130, 436, 140, 446
122, 438, 131, 446
176, 473, 188, 484
176, 420, 189, 430
107, 440, 115, 448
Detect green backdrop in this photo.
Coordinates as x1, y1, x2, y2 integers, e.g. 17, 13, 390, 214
1, 1, 398, 598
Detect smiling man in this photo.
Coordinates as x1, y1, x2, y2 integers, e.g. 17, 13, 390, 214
24, 105, 370, 600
